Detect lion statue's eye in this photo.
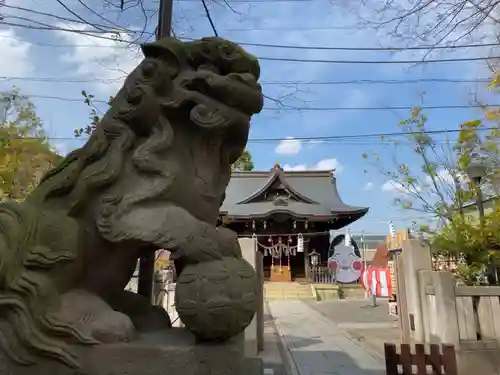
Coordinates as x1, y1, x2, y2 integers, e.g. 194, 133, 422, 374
142, 61, 157, 78
219, 45, 235, 57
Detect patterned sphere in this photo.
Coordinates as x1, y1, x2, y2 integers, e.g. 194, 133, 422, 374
175, 257, 258, 341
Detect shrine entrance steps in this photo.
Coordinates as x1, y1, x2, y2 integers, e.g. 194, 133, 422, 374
264, 282, 316, 301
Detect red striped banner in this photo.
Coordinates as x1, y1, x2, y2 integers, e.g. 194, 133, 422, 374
360, 266, 392, 297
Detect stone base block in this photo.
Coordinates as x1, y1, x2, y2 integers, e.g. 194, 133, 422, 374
241, 357, 264, 375
0, 328, 246, 375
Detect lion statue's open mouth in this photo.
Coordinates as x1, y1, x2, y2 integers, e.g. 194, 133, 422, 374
140, 36, 264, 130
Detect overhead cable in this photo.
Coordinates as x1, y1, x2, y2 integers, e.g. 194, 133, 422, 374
7, 93, 498, 112
180, 35, 500, 51
0, 75, 491, 86
12, 127, 497, 143
2, 22, 499, 65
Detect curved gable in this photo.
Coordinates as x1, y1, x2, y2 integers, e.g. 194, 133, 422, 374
236, 169, 318, 205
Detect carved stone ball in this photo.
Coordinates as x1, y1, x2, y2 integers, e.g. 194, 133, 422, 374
175, 257, 258, 341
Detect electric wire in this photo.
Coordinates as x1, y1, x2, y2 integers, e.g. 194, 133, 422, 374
200, 0, 219, 36
0, 75, 492, 86
9, 127, 497, 143
2, 20, 500, 64
2, 93, 497, 112
179, 35, 500, 51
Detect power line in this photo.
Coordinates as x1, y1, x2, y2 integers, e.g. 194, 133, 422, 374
1, 4, 153, 35
54, 0, 109, 33
44, 139, 480, 146
16, 127, 497, 143
257, 55, 500, 64
180, 35, 500, 51
0, 75, 491, 86
2, 22, 499, 64
247, 127, 497, 142
0, 34, 132, 48
263, 104, 500, 111
219, 25, 361, 31
0, 76, 123, 83
0, 20, 141, 43
4, 92, 499, 111
262, 78, 491, 85
176, 0, 336, 2
4, 92, 498, 112
200, 0, 219, 36
3, 6, 500, 53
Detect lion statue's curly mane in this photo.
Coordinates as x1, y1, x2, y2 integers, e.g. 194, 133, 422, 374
0, 37, 263, 370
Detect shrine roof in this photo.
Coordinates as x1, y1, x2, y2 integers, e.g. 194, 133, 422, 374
221, 165, 369, 222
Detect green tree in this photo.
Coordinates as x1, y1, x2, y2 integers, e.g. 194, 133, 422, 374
362, 80, 500, 283
77, 91, 255, 171
0, 88, 60, 201
232, 149, 254, 171
362, 107, 472, 221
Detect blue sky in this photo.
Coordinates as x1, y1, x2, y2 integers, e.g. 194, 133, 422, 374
0, 0, 497, 235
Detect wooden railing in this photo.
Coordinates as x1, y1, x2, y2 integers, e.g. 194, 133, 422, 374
384, 343, 457, 375
308, 266, 335, 284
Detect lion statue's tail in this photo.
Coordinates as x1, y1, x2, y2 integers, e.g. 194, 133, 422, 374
0, 202, 97, 369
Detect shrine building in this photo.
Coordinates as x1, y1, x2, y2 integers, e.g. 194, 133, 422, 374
219, 164, 369, 282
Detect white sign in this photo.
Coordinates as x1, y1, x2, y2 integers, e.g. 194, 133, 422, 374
297, 234, 304, 253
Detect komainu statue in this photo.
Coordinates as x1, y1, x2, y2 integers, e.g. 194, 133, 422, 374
0, 37, 263, 373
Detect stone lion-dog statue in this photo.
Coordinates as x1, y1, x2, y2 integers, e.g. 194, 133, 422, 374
0, 36, 263, 370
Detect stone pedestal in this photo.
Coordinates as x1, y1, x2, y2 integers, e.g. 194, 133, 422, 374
239, 237, 261, 357
0, 328, 248, 375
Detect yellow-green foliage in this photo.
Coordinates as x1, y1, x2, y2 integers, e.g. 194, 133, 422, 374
0, 89, 61, 201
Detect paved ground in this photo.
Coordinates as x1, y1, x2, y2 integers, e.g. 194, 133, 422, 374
304, 299, 401, 359
259, 304, 287, 375
268, 300, 386, 375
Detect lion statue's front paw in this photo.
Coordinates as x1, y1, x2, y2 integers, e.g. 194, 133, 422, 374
216, 227, 243, 258
50, 289, 136, 344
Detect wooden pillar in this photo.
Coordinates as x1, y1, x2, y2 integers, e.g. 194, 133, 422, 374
138, 250, 155, 302
304, 239, 310, 282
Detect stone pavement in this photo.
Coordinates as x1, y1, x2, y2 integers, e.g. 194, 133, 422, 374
268, 300, 386, 375
258, 303, 287, 375
304, 299, 401, 359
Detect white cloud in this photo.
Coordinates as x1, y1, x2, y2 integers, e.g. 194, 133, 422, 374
425, 169, 453, 185
52, 141, 72, 156
382, 180, 407, 193
275, 137, 302, 155
0, 29, 33, 77
425, 168, 468, 186
381, 180, 398, 192
283, 164, 307, 171
364, 182, 373, 190
282, 158, 343, 173
55, 24, 141, 95
315, 158, 343, 172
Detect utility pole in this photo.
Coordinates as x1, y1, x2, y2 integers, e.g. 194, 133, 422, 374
158, 0, 173, 38
136, 0, 174, 303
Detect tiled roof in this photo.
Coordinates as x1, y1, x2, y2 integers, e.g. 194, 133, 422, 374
221, 167, 368, 220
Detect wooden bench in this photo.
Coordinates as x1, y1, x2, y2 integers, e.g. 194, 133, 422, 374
384, 343, 457, 375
